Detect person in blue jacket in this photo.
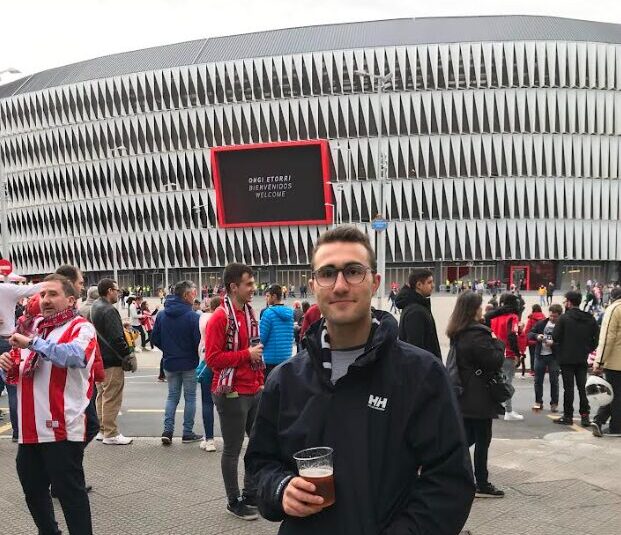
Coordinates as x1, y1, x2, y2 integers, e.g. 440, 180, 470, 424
260, 285, 294, 378
152, 280, 202, 445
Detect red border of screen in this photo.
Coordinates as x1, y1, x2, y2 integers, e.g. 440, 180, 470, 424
211, 139, 333, 228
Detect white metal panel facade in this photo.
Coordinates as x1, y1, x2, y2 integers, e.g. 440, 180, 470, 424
1, 28, 621, 274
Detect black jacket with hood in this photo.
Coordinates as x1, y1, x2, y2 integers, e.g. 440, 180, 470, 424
453, 323, 506, 419
552, 308, 599, 365
395, 286, 442, 359
245, 310, 474, 535
91, 297, 132, 368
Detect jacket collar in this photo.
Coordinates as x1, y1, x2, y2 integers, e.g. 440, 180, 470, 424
394, 285, 431, 311
305, 309, 399, 387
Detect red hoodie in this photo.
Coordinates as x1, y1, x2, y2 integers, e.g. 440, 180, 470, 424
490, 313, 520, 359
525, 312, 546, 347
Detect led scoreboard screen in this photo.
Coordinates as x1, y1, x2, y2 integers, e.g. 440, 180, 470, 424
212, 140, 332, 227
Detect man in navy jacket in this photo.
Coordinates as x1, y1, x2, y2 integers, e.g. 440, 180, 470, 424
245, 226, 474, 534
152, 280, 202, 445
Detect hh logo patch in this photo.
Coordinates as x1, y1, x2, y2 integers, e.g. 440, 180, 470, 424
368, 394, 388, 411
46, 420, 60, 429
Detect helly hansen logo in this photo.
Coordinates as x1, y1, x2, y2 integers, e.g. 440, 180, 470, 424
368, 394, 388, 411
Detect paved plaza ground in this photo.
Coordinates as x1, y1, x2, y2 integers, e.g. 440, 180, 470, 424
1, 292, 620, 534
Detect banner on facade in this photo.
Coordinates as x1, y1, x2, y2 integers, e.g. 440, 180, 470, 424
212, 140, 332, 227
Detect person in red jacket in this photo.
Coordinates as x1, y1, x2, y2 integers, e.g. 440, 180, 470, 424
484, 293, 523, 421
204, 263, 264, 521
524, 304, 546, 376
299, 303, 321, 341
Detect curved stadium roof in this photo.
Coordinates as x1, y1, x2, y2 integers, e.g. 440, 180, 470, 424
2, 15, 621, 99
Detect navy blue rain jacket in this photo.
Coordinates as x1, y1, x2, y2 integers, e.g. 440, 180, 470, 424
151, 295, 201, 372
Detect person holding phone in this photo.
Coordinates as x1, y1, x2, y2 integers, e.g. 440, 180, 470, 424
205, 263, 265, 521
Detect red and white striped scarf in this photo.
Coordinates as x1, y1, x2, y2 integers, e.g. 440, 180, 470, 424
215, 295, 262, 395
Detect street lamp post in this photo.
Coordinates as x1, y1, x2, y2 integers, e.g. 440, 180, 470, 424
0, 160, 8, 264
355, 70, 392, 309
162, 182, 177, 293
109, 146, 128, 297
324, 203, 337, 229
192, 203, 208, 295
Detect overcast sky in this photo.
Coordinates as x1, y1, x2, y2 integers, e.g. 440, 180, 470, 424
2, 0, 621, 80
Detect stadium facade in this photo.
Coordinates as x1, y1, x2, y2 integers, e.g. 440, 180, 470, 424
1, 15, 621, 292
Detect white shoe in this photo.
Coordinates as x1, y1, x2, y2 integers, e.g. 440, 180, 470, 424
94, 432, 104, 441
199, 438, 216, 452
504, 411, 524, 421
134, 347, 143, 353
102, 434, 134, 445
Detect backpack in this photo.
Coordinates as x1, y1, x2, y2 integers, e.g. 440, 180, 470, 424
445, 340, 463, 397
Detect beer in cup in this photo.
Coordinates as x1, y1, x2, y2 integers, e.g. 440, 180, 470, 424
293, 447, 335, 507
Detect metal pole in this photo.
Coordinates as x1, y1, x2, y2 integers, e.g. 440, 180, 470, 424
376, 80, 386, 310
0, 160, 8, 263
198, 213, 202, 296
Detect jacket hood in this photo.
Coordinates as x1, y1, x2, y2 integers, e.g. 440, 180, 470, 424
267, 304, 294, 321
394, 285, 430, 310
566, 307, 596, 323
528, 312, 546, 321
163, 294, 193, 317
305, 309, 399, 385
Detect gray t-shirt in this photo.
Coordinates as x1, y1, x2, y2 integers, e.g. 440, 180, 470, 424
540, 321, 555, 356
330, 345, 365, 384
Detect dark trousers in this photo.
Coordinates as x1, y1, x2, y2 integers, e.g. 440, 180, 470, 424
16, 441, 92, 535
213, 393, 261, 503
131, 325, 149, 348
560, 364, 590, 418
158, 357, 165, 379
463, 418, 493, 486
0, 338, 18, 439
265, 364, 279, 380
594, 369, 621, 434
200, 382, 214, 439
534, 355, 560, 405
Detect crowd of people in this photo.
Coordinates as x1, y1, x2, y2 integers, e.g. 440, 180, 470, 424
0, 226, 619, 534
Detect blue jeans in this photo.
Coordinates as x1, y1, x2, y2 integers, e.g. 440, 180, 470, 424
534, 354, 560, 405
0, 338, 17, 439
200, 382, 214, 439
163, 370, 197, 435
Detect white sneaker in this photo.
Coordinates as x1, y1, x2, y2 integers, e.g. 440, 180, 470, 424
94, 432, 104, 441
504, 411, 524, 421
199, 438, 216, 452
134, 347, 143, 353
102, 434, 134, 445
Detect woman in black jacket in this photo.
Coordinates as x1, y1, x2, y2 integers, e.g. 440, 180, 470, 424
447, 290, 506, 498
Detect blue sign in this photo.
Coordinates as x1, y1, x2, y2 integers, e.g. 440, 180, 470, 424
372, 218, 388, 231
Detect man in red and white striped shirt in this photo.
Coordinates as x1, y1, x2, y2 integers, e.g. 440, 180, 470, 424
0, 273, 95, 535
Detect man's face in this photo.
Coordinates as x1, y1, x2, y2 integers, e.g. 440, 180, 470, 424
231, 274, 255, 305
183, 286, 197, 305
40, 281, 74, 317
549, 311, 560, 323
416, 276, 434, 298
107, 283, 120, 304
74, 271, 85, 296
309, 241, 379, 327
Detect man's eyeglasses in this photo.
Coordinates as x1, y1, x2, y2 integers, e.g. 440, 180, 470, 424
312, 264, 374, 288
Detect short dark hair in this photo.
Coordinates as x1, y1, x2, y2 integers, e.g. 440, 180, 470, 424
564, 291, 582, 307
549, 304, 563, 315
267, 284, 283, 300
408, 269, 433, 289
209, 296, 222, 311
301, 301, 311, 313
611, 287, 621, 302
311, 226, 376, 272
174, 280, 196, 297
223, 263, 254, 293
97, 278, 118, 298
44, 273, 78, 298
55, 264, 81, 284
532, 304, 542, 313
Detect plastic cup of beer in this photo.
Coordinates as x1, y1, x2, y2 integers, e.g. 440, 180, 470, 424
293, 447, 335, 507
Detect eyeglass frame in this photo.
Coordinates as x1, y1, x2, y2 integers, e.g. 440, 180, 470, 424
311, 263, 376, 288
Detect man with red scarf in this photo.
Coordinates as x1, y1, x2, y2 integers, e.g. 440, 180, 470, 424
0, 274, 96, 534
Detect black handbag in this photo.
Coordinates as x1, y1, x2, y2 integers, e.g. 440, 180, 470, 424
485, 370, 515, 403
